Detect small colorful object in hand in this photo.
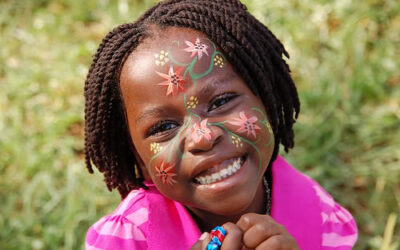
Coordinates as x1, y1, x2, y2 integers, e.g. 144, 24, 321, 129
206, 226, 226, 250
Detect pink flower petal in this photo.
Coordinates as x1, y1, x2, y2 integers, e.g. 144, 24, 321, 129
239, 111, 247, 120
185, 40, 194, 47
248, 116, 258, 123
204, 133, 212, 141
156, 72, 170, 79
200, 119, 208, 128
228, 120, 243, 126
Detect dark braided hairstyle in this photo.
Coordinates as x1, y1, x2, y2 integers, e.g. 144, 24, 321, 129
84, 0, 300, 198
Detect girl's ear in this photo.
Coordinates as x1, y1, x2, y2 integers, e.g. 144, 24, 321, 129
132, 148, 151, 181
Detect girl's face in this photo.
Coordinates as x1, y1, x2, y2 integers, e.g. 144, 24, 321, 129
120, 27, 274, 216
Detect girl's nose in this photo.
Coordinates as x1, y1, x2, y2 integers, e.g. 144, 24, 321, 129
185, 119, 223, 154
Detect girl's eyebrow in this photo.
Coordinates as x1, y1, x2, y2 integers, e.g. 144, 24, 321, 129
198, 72, 237, 99
135, 107, 167, 125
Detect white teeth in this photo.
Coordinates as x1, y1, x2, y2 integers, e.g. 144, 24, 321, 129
195, 157, 244, 185
220, 168, 228, 177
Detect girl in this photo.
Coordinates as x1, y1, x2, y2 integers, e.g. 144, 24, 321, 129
84, 0, 358, 249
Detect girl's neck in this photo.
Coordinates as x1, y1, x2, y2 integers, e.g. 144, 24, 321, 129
186, 181, 266, 232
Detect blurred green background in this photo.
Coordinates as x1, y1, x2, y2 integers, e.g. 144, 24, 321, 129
0, 0, 399, 249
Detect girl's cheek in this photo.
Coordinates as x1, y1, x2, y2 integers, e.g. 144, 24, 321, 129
217, 107, 273, 146
146, 141, 180, 187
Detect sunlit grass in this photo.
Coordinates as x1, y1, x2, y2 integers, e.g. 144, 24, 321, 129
0, 0, 399, 249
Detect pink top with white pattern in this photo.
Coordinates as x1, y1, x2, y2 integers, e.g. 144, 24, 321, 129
85, 155, 358, 249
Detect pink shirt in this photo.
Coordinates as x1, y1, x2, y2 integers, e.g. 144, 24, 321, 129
86, 156, 358, 249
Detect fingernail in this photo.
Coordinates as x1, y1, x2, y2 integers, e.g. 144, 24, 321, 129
199, 232, 208, 240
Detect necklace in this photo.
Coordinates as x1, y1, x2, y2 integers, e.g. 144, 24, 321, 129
263, 176, 271, 215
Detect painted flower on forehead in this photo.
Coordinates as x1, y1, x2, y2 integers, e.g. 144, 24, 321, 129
229, 111, 261, 138
156, 64, 185, 96
183, 38, 209, 59
155, 161, 177, 185
191, 119, 213, 143
154, 50, 169, 66
186, 96, 199, 109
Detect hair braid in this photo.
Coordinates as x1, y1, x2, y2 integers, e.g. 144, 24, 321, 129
84, 0, 300, 198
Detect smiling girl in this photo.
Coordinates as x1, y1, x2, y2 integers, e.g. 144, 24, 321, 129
84, 0, 358, 249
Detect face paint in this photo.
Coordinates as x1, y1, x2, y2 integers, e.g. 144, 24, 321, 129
251, 107, 274, 146
190, 119, 213, 143
150, 142, 163, 155
155, 161, 177, 185
156, 65, 185, 96
148, 37, 221, 185
154, 50, 170, 66
213, 54, 224, 68
228, 111, 261, 138
147, 37, 275, 187
231, 135, 243, 148
186, 96, 199, 109
120, 27, 277, 216
183, 38, 209, 59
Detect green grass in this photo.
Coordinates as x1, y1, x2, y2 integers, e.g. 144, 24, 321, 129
0, 0, 399, 249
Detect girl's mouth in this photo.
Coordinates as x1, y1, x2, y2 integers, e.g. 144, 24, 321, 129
193, 155, 247, 185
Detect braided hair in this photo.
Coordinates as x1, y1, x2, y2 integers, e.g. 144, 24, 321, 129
84, 0, 300, 198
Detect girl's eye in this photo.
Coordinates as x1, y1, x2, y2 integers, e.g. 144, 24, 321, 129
147, 120, 179, 137
208, 93, 238, 112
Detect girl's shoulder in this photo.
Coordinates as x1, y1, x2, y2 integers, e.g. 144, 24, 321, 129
85, 185, 201, 250
85, 188, 153, 250
271, 156, 358, 249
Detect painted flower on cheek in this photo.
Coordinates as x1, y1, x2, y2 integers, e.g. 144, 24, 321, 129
229, 111, 261, 138
183, 38, 209, 59
191, 119, 213, 143
156, 64, 185, 96
155, 161, 177, 185
150, 142, 163, 154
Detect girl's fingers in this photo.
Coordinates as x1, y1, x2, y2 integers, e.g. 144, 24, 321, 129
243, 222, 284, 248
220, 222, 243, 250
236, 213, 285, 249
254, 235, 283, 250
254, 235, 299, 250
190, 232, 210, 250
200, 232, 211, 250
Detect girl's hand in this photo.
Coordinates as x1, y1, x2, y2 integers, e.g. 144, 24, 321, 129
191, 213, 299, 250
236, 213, 299, 249
190, 222, 244, 250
